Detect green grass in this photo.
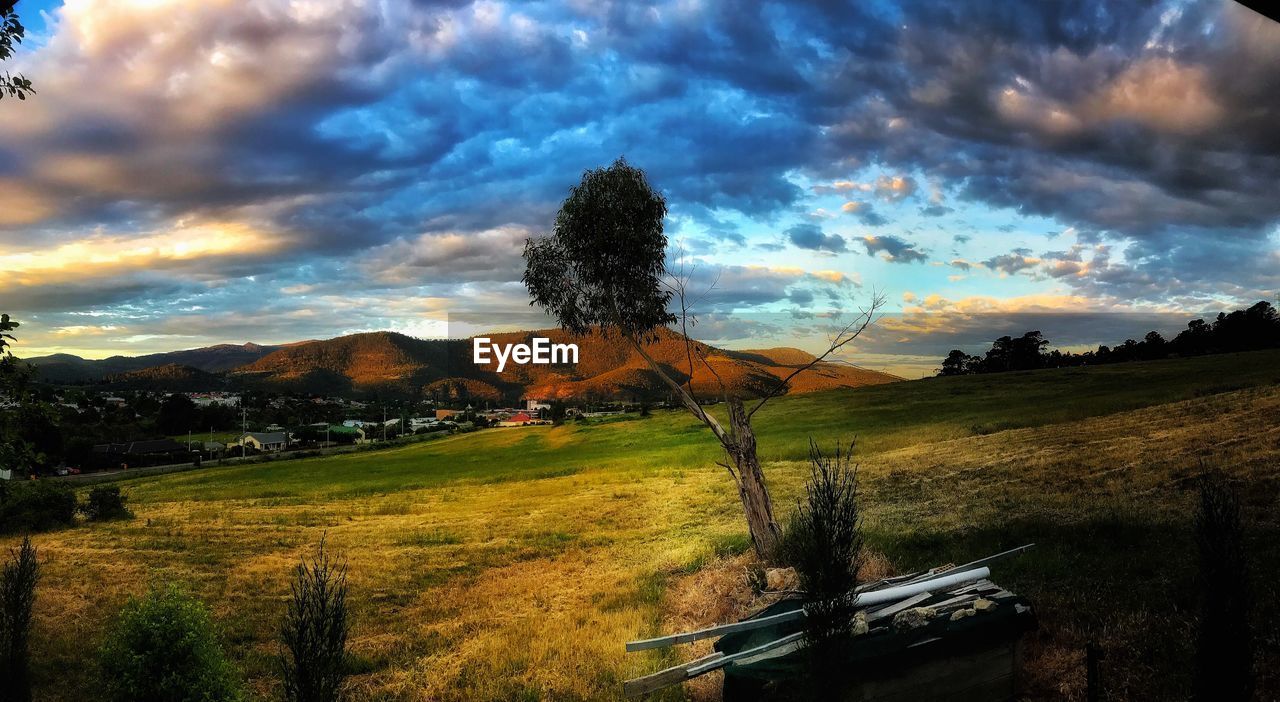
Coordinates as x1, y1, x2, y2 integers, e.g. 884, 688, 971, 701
7, 349, 1280, 701
128, 349, 1280, 503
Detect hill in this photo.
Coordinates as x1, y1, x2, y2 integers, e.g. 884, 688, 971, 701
27, 342, 278, 383
100, 363, 224, 391
34, 328, 901, 400
12, 349, 1280, 701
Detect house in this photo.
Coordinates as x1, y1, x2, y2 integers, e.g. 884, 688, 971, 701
238, 432, 289, 452
435, 409, 462, 421
525, 399, 551, 412
342, 419, 367, 428
499, 412, 546, 427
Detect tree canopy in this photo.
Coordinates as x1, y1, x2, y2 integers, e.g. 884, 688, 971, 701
938, 300, 1280, 376
522, 158, 674, 340
1, 3, 34, 101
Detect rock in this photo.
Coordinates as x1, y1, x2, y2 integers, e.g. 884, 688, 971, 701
764, 567, 798, 591
852, 611, 869, 636
892, 607, 936, 630
949, 607, 977, 621
974, 598, 997, 612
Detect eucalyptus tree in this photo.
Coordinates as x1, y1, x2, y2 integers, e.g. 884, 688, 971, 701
523, 158, 880, 557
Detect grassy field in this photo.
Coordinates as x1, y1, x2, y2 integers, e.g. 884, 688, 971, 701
7, 350, 1280, 700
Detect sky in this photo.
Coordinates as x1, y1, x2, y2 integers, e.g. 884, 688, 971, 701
2, 0, 1278, 378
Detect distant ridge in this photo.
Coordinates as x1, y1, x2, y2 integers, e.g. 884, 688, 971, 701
27, 329, 900, 400
26, 342, 279, 383
102, 363, 223, 391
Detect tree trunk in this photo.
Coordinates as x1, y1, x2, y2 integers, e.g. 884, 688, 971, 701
727, 397, 780, 558
624, 337, 780, 558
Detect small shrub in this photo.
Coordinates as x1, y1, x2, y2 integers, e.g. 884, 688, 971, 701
779, 440, 865, 608
80, 485, 133, 521
0, 537, 39, 702
778, 440, 864, 695
1192, 473, 1253, 701
0, 480, 76, 534
279, 540, 349, 702
98, 585, 241, 702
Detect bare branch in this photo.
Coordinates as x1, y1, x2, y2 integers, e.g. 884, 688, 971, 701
626, 335, 731, 446
747, 291, 887, 419
663, 246, 728, 402
715, 459, 739, 483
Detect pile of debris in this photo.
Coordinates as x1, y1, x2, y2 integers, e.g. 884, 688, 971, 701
624, 545, 1038, 700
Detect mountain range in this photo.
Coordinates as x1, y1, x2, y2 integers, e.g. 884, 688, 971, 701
26, 329, 900, 400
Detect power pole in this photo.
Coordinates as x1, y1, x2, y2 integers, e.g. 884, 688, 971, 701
242, 405, 247, 458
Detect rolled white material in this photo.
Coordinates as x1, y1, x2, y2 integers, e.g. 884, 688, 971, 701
854, 567, 990, 608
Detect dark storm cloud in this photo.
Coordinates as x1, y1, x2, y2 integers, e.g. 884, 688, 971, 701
982, 249, 1040, 275
786, 223, 847, 253
860, 235, 927, 263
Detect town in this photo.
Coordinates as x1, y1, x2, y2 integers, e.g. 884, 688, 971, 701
1, 387, 647, 479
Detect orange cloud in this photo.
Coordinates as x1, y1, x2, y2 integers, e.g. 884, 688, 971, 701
3, 221, 286, 286
1086, 58, 1223, 134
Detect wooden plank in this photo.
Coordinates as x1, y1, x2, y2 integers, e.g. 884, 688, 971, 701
929, 593, 979, 610
733, 637, 805, 667
865, 592, 933, 623
687, 631, 806, 676
622, 652, 724, 698
625, 609, 804, 652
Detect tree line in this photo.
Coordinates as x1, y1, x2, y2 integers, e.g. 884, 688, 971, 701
938, 300, 1280, 376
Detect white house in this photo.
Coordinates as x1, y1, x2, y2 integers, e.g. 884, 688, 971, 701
238, 432, 289, 452
525, 399, 551, 412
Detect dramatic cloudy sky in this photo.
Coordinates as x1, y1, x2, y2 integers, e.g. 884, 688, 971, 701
2, 0, 1278, 376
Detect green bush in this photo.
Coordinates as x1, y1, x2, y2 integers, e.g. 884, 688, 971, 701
98, 585, 241, 702
80, 485, 132, 521
279, 541, 350, 702
777, 441, 866, 699
779, 440, 865, 606
0, 480, 76, 534
0, 537, 39, 702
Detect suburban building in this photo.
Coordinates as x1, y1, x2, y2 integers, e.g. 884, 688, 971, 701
238, 432, 289, 452
525, 399, 551, 412
499, 412, 547, 427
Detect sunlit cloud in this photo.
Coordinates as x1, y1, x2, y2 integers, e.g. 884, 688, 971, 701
4, 221, 287, 286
